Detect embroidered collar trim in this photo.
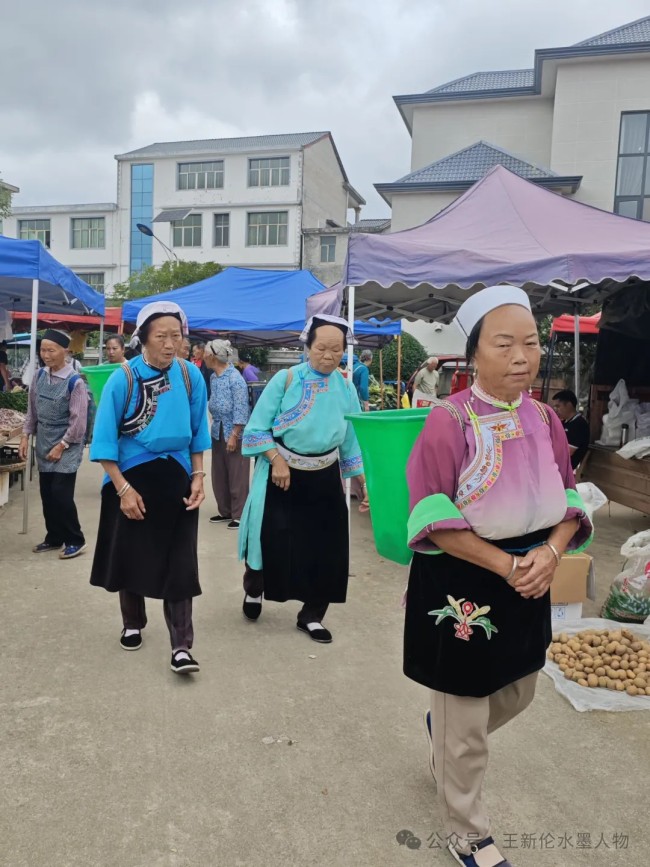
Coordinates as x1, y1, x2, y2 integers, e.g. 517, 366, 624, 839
471, 381, 522, 412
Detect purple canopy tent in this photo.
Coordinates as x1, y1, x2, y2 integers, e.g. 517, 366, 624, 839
343, 164, 650, 398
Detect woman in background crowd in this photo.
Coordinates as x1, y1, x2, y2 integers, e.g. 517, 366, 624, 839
205, 339, 250, 530
105, 335, 126, 365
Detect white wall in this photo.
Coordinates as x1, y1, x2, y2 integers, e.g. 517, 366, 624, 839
389, 191, 459, 231
302, 231, 349, 286
3, 207, 120, 293
550, 56, 650, 210
410, 97, 554, 171
116, 150, 308, 280
301, 135, 349, 228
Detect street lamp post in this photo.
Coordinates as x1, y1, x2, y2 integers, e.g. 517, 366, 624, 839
136, 223, 179, 262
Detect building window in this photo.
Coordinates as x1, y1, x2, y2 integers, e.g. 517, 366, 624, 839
178, 161, 224, 190
320, 235, 336, 263
214, 213, 230, 247
247, 211, 288, 246
71, 217, 105, 249
614, 112, 650, 220
130, 163, 154, 274
248, 157, 290, 187
19, 219, 51, 248
76, 272, 105, 293
172, 214, 202, 247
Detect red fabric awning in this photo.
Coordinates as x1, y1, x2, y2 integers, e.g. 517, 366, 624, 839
550, 312, 601, 336
12, 307, 123, 331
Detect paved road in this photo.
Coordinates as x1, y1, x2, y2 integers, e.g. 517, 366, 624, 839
0, 458, 648, 866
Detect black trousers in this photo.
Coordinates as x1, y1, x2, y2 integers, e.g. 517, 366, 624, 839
39, 471, 84, 547
119, 590, 194, 650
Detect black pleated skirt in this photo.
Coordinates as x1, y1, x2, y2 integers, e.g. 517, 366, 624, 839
404, 529, 552, 698
260, 460, 349, 604
90, 457, 201, 601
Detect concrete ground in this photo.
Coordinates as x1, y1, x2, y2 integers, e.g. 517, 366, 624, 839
0, 457, 648, 867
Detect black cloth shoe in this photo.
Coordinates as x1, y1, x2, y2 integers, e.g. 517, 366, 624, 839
170, 651, 200, 674
209, 515, 230, 524
227, 520, 240, 529
297, 622, 333, 643
32, 541, 62, 553
242, 594, 262, 621
120, 629, 142, 651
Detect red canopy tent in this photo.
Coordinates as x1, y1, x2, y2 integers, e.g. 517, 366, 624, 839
12, 307, 123, 331
551, 312, 601, 336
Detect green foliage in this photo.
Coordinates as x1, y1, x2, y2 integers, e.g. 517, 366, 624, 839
369, 332, 428, 382
111, 260, 223, 302
237, 346, 269, 369
0, 174, 12, 218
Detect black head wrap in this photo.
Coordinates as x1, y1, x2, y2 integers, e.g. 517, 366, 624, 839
42, 329, 71, 349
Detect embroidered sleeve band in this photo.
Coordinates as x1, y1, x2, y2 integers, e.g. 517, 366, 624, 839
408, 493, 472, 554
340, 453, 363, 478
242, 430, 274, 455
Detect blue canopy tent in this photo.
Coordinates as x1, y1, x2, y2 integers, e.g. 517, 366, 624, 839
122, 267, 326, 342
0, 235, 105, 376
0, 236, 105, 533
121, 266, 401, 349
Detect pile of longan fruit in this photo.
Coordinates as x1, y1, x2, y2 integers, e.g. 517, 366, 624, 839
548, 628, 650, 696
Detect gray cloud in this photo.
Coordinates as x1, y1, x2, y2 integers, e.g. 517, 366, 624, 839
1, 0, 648, 214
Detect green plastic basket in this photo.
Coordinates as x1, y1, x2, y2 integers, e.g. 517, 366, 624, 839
80, 363, 121, 404
346, 408, 430, 565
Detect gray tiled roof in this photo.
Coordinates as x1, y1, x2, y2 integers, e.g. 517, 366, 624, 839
116, 132, 329, 160
576, 15, 650, 46
354, 218, 391, 229
427, 16, 650, 96
393, 142, 558, 185
428, 69, 534, 95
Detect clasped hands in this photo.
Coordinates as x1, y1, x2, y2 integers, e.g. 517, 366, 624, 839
505, 544, 558, 600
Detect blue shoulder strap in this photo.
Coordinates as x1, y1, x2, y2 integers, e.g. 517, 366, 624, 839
67, 374, 81, 396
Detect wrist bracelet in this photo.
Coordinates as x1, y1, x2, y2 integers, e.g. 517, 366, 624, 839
269, 452, 280, 464
505, 555, 518, 583
117, 482, 131, 498
544, 541, 561, 565
190, 470, 207, 478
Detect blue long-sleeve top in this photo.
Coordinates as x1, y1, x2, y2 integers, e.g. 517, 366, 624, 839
90, 356, 211, 484
353, 362, 370, 402
208, 364, 250, 440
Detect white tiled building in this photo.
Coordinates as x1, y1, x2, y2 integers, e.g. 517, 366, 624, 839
2, 132, 365, 296
377, 16, 650, 230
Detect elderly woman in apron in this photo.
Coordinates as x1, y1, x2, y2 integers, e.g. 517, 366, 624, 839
238, 315, 366, 644
19, 329, 88, 559
89, 302, 211, 675
404, 287, 593, 867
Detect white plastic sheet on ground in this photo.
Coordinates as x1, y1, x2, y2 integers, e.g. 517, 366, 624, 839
543, 617, 650, 712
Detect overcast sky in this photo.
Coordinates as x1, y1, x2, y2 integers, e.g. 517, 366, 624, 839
2, 0, 649, 217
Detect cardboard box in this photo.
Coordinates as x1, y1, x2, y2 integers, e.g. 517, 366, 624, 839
550, 553, 595, 605
551, 602, 583, 622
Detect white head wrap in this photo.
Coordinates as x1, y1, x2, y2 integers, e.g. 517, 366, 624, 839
299, 314, 357, 345
130, 301, 189, 348
205, 339, 236, 363
453, 285, 532, 338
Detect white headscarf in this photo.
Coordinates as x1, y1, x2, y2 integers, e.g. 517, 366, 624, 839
130, 301, 189, 348
205, 338, 236, 362
299, 314, 357, 345
453, 285, 531, 338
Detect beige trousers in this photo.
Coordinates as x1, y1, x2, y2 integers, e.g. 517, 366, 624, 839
430, 671, 538, 856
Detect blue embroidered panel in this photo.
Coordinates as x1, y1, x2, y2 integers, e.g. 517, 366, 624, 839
272, 378, 329, 434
